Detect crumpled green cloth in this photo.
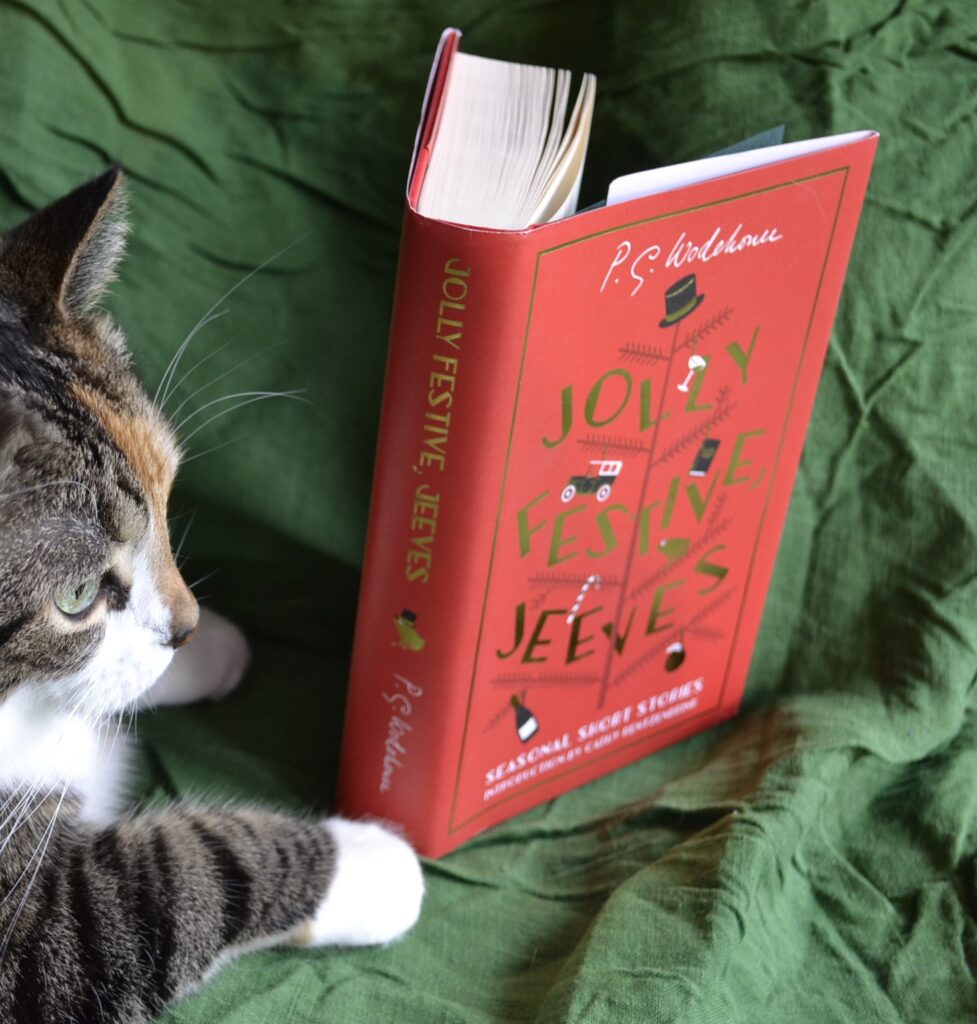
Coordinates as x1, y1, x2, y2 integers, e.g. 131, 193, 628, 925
1, 0, 975, 1020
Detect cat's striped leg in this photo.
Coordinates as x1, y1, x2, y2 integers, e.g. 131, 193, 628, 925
6, 806, 423, 1023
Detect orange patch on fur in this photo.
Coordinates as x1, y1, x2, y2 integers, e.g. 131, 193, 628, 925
59, 320, 116, 370
72, 384, 175, 525
74, 383, 198, 636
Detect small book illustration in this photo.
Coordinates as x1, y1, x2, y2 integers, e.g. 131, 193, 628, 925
689, 439, 721, 477
338, 28, 878, 857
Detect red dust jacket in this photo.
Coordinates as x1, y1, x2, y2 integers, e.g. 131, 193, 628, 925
338, 31, 878, 857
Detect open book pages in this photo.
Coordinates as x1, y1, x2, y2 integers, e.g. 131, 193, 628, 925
416, 51, 596, 230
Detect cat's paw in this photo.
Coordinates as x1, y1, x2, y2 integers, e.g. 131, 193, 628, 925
303, 817, 424, 947
141, 607, 251, 708
194, 608, 251, 702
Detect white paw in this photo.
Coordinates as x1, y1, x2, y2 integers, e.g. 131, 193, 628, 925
305, 817, 424, 947
140, 607, 251, 708
195, 608, 251, 701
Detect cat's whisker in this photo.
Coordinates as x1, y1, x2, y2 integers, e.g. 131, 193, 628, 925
179, 430, 254, 465
0, 778, 48, 836
153, 307, 230, 411
0, 779, 70, 963
172, 509, 198, 565
188, 568, 220, 592
64, 683, 111, 729
163, 337, 236, 412
168, 340, 288, 423
0, 787, 25, 820
0, 829, 47, 909
153, 237, 303, 412
104, 713, 133, 779
0, 779, 60, 863
105, 712, 124, 759
177, 391, 306, 447
174, 388, 306, 436
0, 790, 38, 851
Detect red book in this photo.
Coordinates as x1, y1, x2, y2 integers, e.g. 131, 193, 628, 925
338, 29, 878, 857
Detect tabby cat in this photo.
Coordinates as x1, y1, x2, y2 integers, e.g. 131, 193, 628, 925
0, 168, 423, 1023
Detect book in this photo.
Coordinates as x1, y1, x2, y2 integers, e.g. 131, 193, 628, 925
337, 28, 878, 858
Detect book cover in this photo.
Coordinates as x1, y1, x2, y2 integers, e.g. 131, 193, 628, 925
337, 31, 878, 857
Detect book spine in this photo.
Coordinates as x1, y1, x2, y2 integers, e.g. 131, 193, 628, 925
337, 206, 534, 856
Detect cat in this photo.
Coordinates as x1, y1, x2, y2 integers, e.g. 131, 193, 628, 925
0, 167, 424, 1023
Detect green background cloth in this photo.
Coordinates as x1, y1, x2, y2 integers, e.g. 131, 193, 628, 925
2, 0, 976, 1020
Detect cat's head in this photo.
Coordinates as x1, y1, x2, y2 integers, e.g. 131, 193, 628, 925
0, 168, 197, 718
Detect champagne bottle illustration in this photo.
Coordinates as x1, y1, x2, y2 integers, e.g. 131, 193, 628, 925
511, 695, 539, 742
665, 640, 686, 671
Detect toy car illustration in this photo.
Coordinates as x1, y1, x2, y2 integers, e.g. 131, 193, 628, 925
560, 460, 623, 503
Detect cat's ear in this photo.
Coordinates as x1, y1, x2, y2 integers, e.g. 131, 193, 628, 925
0, 166, 128, 319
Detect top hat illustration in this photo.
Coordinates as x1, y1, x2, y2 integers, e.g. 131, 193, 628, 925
399, 609, 417, 624
659, 274, 705, 328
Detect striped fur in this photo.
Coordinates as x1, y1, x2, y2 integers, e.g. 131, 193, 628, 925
0, 170, 423, 1023
0, 800, 337, 1022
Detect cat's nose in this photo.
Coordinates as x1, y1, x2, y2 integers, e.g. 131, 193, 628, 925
165, 589, 199, 648
168, 623, 198, 649
158, 555, 200, 648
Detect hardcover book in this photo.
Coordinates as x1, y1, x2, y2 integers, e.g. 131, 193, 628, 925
337, 28, 878, 857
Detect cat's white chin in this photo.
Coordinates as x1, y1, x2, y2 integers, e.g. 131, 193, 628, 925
301, 817, 424, 947
0, 687, 136, 826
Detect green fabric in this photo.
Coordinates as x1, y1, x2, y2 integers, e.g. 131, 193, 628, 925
2, 1, 976, 1020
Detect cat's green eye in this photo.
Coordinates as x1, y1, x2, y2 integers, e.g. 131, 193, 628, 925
52, 578, 102, 618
